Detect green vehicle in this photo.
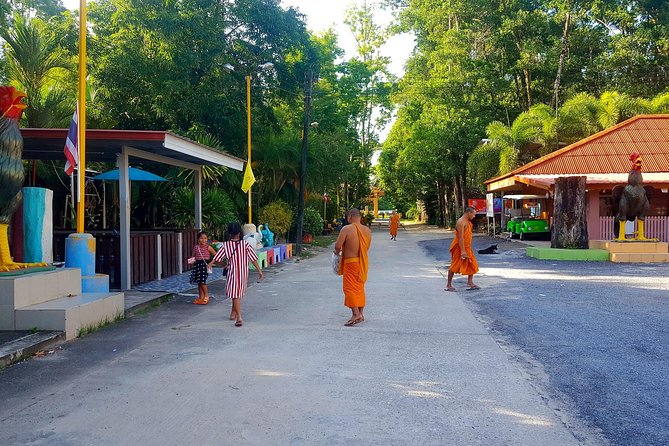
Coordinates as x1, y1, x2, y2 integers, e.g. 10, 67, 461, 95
507, 217, 550, 240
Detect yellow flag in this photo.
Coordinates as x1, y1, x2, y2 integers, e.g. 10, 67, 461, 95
241, 163, 255, 193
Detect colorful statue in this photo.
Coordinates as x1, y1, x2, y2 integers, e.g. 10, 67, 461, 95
242, 223, 263, 249
613, 152, 654, 240
0, 86, 47, 271
260, 223, 274, 247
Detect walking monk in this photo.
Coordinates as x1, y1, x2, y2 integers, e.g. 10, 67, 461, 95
389, 211, 400, 240
334, 208, 372, 326
446, 206, 480, 291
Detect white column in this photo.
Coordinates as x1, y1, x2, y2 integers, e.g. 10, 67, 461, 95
177, 232, 183, 274
118, 149, 131, 290
194, 168, 203, 230
156, 234, 162, 279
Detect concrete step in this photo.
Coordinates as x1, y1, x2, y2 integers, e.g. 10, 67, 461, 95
15, 292, 124, 340
610, 252, 669, 263
0, 268, 81, 311
0, 331, 64, 368
590, 240, 668, 254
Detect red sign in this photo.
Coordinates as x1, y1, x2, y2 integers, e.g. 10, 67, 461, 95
468, 199, 487, 214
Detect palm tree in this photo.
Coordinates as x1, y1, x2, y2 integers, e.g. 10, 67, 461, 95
1, 13, 73, 128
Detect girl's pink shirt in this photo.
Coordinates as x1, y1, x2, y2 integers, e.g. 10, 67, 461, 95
192, 244, 210, 260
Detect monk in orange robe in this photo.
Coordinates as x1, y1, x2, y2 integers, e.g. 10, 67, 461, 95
334, 208, 372, 326
446, 206, 480, 291
389, 211, 400, 240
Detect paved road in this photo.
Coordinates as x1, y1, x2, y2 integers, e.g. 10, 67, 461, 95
1, 227, 602, 445
421, 236, 669, 446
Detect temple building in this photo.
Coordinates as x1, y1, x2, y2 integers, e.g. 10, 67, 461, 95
485, 115, 669, 242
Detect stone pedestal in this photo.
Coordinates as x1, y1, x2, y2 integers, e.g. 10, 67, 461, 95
65, 233, 110, 293
589, 240, 669, 263
22, 187, 53, 263
0, 268, 123, 339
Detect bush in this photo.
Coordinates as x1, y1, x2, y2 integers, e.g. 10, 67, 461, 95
166, 188, 238, 240
259, 201, 293, 239
361, 212, 374, 226
406, 205, 419, 220
302, 207, 324, 236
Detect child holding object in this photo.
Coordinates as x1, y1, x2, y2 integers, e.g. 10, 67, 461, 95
209, 222, 264, 327
189, 231, 218, 305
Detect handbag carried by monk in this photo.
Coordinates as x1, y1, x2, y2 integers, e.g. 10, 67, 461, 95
331, 251, 342, 275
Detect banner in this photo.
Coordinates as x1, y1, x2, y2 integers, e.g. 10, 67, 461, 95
241, 163, 255, 193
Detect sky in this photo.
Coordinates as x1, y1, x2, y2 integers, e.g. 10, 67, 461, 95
61, 0, 414, 76
280, 0, 415, 77
61, 0, 413, 142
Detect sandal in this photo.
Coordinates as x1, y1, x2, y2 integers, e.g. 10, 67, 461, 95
193, 297, 209, 305
235, 320, 243, 327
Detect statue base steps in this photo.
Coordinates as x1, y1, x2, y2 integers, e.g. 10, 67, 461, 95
589, 240, 669, 263
0, 268, 124, 340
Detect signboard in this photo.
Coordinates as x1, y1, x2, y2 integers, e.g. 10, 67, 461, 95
468, 199, 487, 214
486, 193, 494, 217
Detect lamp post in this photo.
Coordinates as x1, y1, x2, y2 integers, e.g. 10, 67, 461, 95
224, 62, 274, 224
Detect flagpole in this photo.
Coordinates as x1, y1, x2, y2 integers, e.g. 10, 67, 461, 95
76, 0, 87, 233
246, 74, 252, 224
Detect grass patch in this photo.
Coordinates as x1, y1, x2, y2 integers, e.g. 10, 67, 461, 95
310, 234, 337, 248
77, 312, 125, 338
131, 294, 174, 316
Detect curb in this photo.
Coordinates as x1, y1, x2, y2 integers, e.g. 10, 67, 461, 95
124, 292, 175, 317
0, 331, 65, 368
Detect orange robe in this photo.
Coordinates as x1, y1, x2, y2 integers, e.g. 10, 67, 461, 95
339, 223, 370, 309
389, 214, 400, 237
449, 220, 479, 275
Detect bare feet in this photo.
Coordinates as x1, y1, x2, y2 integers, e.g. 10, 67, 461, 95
230, 312, 237, 320
445, 286, 456, 292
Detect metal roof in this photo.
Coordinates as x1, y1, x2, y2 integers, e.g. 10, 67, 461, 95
486, 115, 669, 186
20, 128, 245, 171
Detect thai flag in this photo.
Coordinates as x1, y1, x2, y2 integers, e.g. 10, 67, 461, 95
64, 106, 78, 175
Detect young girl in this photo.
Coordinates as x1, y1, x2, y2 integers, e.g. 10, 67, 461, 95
209, 222, 264, 326
190, 231, 217, 305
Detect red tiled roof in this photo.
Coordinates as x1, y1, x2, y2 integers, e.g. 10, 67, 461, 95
485, 115, 669, 184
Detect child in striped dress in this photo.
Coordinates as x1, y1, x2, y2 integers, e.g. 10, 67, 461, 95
190, 231, 218, 305
209, 222, 264, 326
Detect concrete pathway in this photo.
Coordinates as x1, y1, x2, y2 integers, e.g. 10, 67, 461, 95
0, 227, 600, 445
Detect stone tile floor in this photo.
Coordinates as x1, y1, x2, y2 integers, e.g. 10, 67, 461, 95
132, 268, 226, 293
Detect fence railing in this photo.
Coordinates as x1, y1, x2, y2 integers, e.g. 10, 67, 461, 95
598, 216, 669, 242
53, 229, 200, 289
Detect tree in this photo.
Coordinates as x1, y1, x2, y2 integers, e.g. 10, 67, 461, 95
1, 13, 73, 128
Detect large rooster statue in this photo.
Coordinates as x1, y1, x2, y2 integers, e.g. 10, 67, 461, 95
612, 152, 654, 241
0, 86, 45, 271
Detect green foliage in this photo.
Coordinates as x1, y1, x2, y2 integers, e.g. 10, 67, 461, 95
167, 188, 238, 240
300, 207, 324, 236
1, 13, 74, 128
259, 201, 293, 238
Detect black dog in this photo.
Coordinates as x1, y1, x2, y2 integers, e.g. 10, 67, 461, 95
477, 244, 498, 254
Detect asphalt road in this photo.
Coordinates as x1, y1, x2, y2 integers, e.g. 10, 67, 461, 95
421, 236, 669, 446
0, 227, 602, 446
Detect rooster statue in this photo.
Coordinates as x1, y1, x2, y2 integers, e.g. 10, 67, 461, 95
612, 152, 654, 241
0, 86, 45, 271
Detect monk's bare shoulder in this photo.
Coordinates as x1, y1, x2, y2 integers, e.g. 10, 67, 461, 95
362, 225, 372, 238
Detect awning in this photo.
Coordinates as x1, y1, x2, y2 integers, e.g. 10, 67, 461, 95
20, 128, 245, 170
20, 128, 245, 290
516, 173, 669, 189
502, 194, 547, 200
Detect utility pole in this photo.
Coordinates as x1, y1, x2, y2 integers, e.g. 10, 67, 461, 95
296, 70, 313, 256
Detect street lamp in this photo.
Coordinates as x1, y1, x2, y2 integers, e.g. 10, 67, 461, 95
224, 62, 274, 224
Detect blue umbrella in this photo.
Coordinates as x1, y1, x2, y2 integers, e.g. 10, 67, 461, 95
91, 167, 168, 182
